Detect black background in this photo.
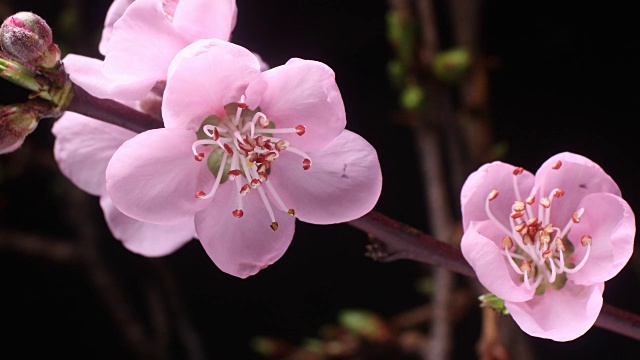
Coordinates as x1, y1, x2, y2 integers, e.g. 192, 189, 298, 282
1, 1, 639, 359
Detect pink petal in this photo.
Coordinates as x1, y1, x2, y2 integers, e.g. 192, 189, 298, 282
99, 0, 135, 55
62, 54, 149, 101
173, 0, 236, 42
505, 282, 604, 342
566, 193, 635, 285
105, 128, 213, 224
267, 130, 382, 224
52, 111, 135, 196
460, 161, 535, 231
534, 152, 621, 229
460, 220, 535, 302
100, 0, 187, 100
244, 58, 346, 151
163, 39, 262, 130
100, 195, 195, 257
195, 182, 296, 278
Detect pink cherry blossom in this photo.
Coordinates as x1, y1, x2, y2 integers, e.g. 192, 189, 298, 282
460, 152, 635, 341
105, 39, 383, 278
52, 99, 196, 257
66, 0, 238, 100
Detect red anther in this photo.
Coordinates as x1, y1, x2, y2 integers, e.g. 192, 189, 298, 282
555, 237, 566, 251
515, 223, 527, 233
512, 200, 525, 212
523, 233, 533, 245
240, 184, 250, 195
258, 116, 269, 128
195, 191, 206, 198
510, 211, 524, 219
540, 198, 550, 208
212, 127, 219, 141
270, 222, 279, 231
275, 139, 287, 151
542, 249, 553, 259
249, 153, 260, 163
265, 152, 278, 162
264, 140, 274, 151
552, 160, 562, 170
553, 189, 565, 198
194, 152, 205, 161
302, 158, 311, 170
526, 195, 535, 205
238, 141, 254, 153
488, 189, 499, 201
513, 167, 524, 175
581, 234, 592, 246
572, 211, 582, 223
255, 136, 265, 147
520, 261, 531, 273
236, 102, 248, 109
245, 135, 256, 147
232, 209, 244, 218
250, 179, 262, 188
257, 163, 267, 174
258, 171, 268, 182
502, 236, 514, 250
228, 169, 242, 180
295, 125, 306, 136
223, 143, 234, 156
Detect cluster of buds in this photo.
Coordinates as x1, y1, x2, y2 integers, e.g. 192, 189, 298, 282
0, 11, 60, 69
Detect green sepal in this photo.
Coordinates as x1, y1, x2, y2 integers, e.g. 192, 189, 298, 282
478, 293, 510, 315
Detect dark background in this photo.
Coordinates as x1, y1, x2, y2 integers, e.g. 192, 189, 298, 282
1, 1, 639, 359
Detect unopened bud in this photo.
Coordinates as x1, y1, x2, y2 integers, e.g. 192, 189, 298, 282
1, 12, 60, 68
433, 47, 471, 84
0, 100, 56, 154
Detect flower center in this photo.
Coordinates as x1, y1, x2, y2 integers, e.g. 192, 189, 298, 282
191, 96, 310, 231
162, 0, 179, 21
485, 161, 592, 294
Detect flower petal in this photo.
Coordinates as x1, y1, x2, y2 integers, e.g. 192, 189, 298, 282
99, 0, 135, 55
52, 111, 135, 196
100, 0, 187, 100
173, 0, 236, 42
567, 193, 635, 285
460, 161, 535, 231
505, 282, 604, 342
245, 58, 346, 151
195, 182, 296, 278
461, 220, 535, 302
163, 39, 262, 130
267, 130, 382, 224
100, 195, 195, 257
106, 128, 213, 224
534, 152, 621, 228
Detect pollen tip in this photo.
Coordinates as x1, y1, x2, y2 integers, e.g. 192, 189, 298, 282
195, 191, 206, 198
270, 222, 279, 231
236, 102, 248, 109
295, 125, 306, 136
552, 160, 562, 170
513, 167, 524, 175
488, 189, 499, 201
287, 209, 296, 216
232, 209, 244, 218
302, 158, 311, 170
581, 234, 592, 246
194, 152, 204, 161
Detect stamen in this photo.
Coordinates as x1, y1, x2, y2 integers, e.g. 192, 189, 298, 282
240, 184, 250, 195
502, 236, 514, 250
302, 159, 311, 170
564, 236, 592, 273
552, 160, 562, 170
194, 152, 205, 161
256, 185, 277, 229
270, 222, 279, 231
195, 191, 206, 198
504, 247, 524, 275
232, 209, 244, 218
547, 256, 557, 283
488, 189, 499, 201
484, 191, 513, 237
254, 125, 306, 135
198, 151, 229, 200
233, 95, 246, 126
228, 169, 242, 180
263, 178, 292, 213
558, 207, 585, 239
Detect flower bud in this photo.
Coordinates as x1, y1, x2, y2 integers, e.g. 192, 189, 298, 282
0, 12, 60, 68
0, 100, 55, 154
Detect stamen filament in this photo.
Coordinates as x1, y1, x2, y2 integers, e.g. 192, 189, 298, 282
563, 244, 591, 273
198, 151, 228, 200
233, 95, 245, 126
504, 248, 524, 275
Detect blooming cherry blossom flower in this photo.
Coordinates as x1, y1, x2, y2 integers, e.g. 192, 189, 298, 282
65, 0, 238, 100
105, 39, 383, 278
460, 152, 635, 341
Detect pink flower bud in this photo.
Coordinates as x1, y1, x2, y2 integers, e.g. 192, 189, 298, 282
0, 12, 59, 68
